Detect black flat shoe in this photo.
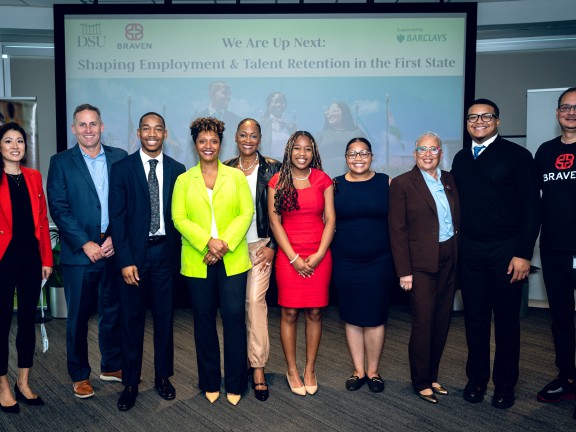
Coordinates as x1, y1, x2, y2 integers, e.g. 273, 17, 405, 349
117, 386, 138, 411
155, 377, 176, 400
14, 383, 44, 406
367, 375, 385, 393
346, 374, 367, 391
432, 384, 449, 395
252, 381, 269, 402
0, 402, 20, 414
418, 391, 438, 404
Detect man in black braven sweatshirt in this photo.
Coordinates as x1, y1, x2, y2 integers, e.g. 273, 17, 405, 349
452, 98, 540, 410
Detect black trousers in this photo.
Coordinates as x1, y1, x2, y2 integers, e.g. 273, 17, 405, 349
186, 263, 247, 394
540, 248, 576, 381
409, 237, 457, 392
460, 236, 523, 390
119, 240, 175, 386
0, 241, 41, 376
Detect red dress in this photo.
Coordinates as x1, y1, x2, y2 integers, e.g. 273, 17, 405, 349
269, 168, 333, 308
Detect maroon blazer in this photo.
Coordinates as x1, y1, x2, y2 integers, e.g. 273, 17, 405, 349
0, 167, 53, 266
389, 165, 460, 277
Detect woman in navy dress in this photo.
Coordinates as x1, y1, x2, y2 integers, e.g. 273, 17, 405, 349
332, 137, 393, 393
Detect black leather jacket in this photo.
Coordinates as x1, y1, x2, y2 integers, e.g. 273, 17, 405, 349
223, 152, 282, 250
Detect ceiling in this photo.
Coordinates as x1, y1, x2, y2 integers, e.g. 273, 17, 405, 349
0, 0, 527, 6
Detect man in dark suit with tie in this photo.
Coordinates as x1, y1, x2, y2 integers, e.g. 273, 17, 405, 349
109, 112, 186, 411
452, 99, 540, 409
47, 104, 127, 398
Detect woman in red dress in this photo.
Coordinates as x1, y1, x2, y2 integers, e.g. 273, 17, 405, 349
268, 131, 335, 396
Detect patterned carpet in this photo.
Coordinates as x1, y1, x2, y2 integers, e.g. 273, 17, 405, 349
3, 305, 574, 431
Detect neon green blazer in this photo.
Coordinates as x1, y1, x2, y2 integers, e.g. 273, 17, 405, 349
172, 161, 254, 278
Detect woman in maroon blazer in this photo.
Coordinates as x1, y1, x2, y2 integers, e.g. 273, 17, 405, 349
0, 123, 52, 414
389, 132, 460, 404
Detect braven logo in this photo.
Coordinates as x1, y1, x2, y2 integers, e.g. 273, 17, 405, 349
555, 154, 574, 170
78, 23, 105, 48
125, 23, 144, 41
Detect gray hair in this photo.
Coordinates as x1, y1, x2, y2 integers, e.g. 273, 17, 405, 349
414, 131, 442, 148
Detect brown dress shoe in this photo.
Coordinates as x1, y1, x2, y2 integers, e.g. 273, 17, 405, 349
73, 380, 95, 399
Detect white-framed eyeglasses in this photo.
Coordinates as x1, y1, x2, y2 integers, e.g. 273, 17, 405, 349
415, 146, 441, 155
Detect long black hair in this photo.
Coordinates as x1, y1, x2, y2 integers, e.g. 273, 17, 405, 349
273, 131, 322, 214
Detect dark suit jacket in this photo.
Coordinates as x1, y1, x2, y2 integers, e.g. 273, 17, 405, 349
389, 165, 460, 277
47, 144, 128, 266
108, 151, 186, 274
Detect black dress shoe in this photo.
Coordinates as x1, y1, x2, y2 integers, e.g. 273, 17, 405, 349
252, 380, 269, 402
418, 390, 438, 404
14, 383, 44, 406
117, 386, 138, 411
492, 388, 515, 409
155, 377, 176, 400
0, 402, 20, 414
463, 382, 486, 403
346, 374, 367, 391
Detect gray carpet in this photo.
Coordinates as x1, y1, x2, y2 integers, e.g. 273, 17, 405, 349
3, 305, 574, 431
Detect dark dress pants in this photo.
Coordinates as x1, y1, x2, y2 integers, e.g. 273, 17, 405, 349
460, 236, 523, 390
119, 241, 174, 386
540, 248, 576, 381
62, 254, 122, 382
0, 242, 41, 375
186, 262, 248, 394
409, 238, 457, 392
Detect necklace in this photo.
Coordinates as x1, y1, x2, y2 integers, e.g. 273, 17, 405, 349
239, 155, 258, 172
292, 168, 311, 181
6, 173, 22, 187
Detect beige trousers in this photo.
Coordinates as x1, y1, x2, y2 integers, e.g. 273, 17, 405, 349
246, 238, 273, 368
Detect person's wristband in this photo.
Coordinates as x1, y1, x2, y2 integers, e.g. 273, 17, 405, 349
289, 254, 299, 264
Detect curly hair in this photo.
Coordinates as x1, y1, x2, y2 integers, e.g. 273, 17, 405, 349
190, 117, 225, 143
273, 131, 323, 214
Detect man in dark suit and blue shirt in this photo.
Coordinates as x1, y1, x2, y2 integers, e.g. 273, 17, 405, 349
109, 112, 185, 411
47, 104, 127, 398
451, 99, 540, 409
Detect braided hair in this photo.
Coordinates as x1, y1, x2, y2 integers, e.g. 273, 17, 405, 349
273, 131, 323, 214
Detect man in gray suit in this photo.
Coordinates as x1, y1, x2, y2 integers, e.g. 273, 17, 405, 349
47, 104, 127, 399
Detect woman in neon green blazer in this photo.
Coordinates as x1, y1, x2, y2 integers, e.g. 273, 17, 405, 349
172, 117, 253, 407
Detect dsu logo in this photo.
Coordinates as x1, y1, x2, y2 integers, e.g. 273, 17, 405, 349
125, 23, 144, 41
555, 154, 574, 170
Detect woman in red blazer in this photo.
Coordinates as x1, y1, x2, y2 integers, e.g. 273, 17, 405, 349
389, 132, 460, 404
0, 123, 52, 414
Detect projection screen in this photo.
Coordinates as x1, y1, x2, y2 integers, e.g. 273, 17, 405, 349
54, 3, 477, 177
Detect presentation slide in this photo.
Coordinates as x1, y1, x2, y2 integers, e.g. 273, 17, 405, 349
56, 5, 476, 177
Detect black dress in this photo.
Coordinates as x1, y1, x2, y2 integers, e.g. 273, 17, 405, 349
332, 173, 393, 327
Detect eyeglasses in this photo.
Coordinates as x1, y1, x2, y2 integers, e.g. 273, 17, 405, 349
345, 150, 372, 159
558, 104, 576, 113
415, 146, 441, 155
466, 113, 498, 123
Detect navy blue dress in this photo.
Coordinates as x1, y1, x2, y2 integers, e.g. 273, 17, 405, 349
332, 173, 393, 326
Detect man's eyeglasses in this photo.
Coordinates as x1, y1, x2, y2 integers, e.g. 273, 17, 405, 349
415, 146, 441, 155
345, 150, 372, 159
558, 104, 576, 113
466, 113, 498, 123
